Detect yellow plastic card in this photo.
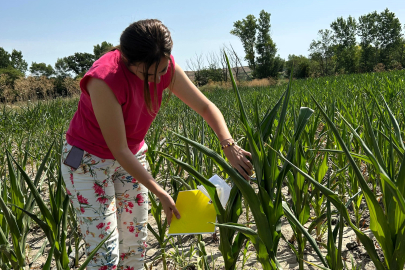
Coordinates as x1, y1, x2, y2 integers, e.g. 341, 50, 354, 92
168, 190, 216, 235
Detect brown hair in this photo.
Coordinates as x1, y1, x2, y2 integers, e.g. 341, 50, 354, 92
112, 19, 175, 114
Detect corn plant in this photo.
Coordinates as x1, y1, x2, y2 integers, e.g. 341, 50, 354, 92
6, 140, 114, 270
0, 141, 47, 269
160, 54, 321, 269
273, 94, 405, 270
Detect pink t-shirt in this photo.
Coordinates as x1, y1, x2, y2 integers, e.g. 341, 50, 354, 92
66, 50, 175, 159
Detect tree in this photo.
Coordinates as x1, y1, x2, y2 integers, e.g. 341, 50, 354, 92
0, 48, 11, 69
330, 16, 359, 73
376, 8, 403, 68
0, 48, 25, 89
358, 11, 379, 72
94, 41, 113, 59
254, 10, 279, 78
230, 14, 257, 71
10, 50, 28, 74
286, 55, 312, 78
231, 10, 281, 79
62, 52, 95, 77
55, 58, 71, 77
0, 48, 28, 74
30, 62, 55, 77
394, 36, 405, 68
309, 29, 335, 76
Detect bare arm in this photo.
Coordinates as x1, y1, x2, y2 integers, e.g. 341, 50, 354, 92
170, 63, 253, 180
87, 77, 180, 223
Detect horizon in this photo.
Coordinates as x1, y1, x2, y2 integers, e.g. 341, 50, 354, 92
1, 0, 404, 73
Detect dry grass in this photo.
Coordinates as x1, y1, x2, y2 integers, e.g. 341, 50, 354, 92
199, 78, 288, 92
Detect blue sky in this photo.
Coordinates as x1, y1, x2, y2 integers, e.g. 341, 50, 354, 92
1, 0, 404, 72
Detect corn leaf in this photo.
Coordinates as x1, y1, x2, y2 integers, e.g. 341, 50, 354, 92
282, 201, 328, 267
213, 222, 273, 270
271, 147, 385, 270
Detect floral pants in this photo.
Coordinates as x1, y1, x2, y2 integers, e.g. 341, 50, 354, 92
61, 140, 149, 270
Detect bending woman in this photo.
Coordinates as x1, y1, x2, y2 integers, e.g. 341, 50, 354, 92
61, 19, 253, 270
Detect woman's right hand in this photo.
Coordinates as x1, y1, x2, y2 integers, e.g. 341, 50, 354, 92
158, 191, 181, 225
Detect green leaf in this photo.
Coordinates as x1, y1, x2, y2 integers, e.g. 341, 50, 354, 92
381, 94, 405, 149
313, 97, 396, 262
6, 151, 24, 222
43, 243, 55, 270
271, 147, 385, 270
294, 107, 314, 142
77, 227, 116, 270
169, 133, 273, 252
283, 202, 328, 267
0, 195, 24, 266
213, 222, 273, 270
9, 145, 57, 236
60, 196, 70, 269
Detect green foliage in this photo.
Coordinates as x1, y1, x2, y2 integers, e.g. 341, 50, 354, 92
309, 8, 403, 75
0, 67, 23, 83
1, 56, 405, 269
286, 55, 313, 78
61, 52, 95, 77
376, 8, 403, 67
230, 14, 257, 71
309, 29, 335, 76
54, 58, 71, 78
254, 10, 279, 78
93, 41, 113, 60
194, 64, 223, 86
10, 50, 28, 74
231, 10, 282, 79
0, 48, 28, 74
30, 62, 55, 77
330, 16, 359, 73
0, 48, 11, 69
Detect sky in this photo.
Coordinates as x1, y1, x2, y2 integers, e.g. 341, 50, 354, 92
1, 0, 404, 72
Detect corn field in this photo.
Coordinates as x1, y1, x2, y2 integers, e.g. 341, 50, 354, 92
0, 57, 404, 269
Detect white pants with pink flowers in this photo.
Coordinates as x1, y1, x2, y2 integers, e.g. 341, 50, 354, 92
61, 140, 149, 270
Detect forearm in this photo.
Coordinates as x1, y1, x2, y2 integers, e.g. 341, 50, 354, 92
112, 148, 165, 197
201, 102, 232, 142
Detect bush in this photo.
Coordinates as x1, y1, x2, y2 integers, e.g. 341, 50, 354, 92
373, 63, 386, 72
14, 76, 55, 101
63, 77, 81, 97
0, 74, 15, 102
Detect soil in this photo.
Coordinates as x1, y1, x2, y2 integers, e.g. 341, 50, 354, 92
16, 176, 380, 270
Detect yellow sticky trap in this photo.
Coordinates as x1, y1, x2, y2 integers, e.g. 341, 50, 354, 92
168, 190, 216, 235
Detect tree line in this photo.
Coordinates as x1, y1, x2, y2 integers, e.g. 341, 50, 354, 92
0, 41, 113, 102
1, 8, 404, 101
189, 8, 404, 84
288, 8, 405, 78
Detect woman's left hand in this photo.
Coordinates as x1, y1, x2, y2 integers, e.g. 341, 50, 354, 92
223, 144, 253, 181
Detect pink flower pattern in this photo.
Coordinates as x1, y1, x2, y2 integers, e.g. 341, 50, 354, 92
135, 194, 145, 206
77, 194, 89, 204
61, 140, 149, 269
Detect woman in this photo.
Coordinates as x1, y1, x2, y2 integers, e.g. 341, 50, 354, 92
61, 19, 253, 270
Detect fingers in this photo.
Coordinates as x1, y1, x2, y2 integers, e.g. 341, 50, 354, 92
243, 157, 253, 171
236, 166, 250, 181
172, 205, 181, 220
164, 203, 181, 226
239, 161, 252, 178
242, 149, 252, 159
165, 207, 172, 225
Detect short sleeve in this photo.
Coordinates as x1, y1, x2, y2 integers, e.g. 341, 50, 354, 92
79, 51, 127, 105
162, 55, 175, 89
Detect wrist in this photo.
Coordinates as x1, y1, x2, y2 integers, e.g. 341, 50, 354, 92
221, 140, 236, 150
219, 137, 234, 144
